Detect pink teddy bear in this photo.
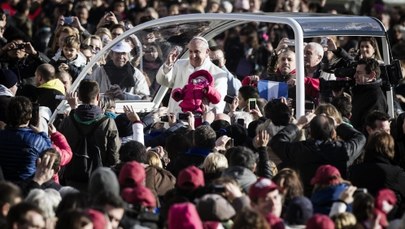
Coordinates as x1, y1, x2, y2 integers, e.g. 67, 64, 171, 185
172, 69, 221, 113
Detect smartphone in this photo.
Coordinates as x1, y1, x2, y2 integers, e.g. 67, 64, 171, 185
64, 16, 73, 25
320, 37, 328, 47
29, 103, 39, 127
229, 138, 234, 147
160, 115, 169, 122
237, 118, 245, 127
178, 113, 189, 121
305, 101, 315, 111
248, 98, 257, 110
287, 39, 295, 46
211, 184, 226, 193
354, 188, 368, 195
224, 95, 235, 104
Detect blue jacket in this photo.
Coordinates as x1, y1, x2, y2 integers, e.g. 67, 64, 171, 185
0, 127, 52, 181
311, 183, 350, 214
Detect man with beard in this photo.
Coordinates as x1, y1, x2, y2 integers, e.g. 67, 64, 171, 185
90, 40, 150, 100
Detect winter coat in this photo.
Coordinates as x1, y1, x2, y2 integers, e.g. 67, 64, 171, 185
90, 61, 150, 99
172, 69, 221, 113
351, 79, 388, 131
50, 131, 72, 184
50, 51, 86, 80
311, 183, 349, 214
270, 123, 366, 196
349, 154, 405, 201
59, 105, 120, 167
0, 127, 52, 181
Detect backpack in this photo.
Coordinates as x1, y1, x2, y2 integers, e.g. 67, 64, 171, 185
63, 113, 108, 182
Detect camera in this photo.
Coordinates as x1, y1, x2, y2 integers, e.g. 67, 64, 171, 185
305, 101, 315, 111
160, 115, 169, 122
178, 113, 189, 121
14, 43, 25, 50
64, 16, 73, 25
224, 95, 235, 104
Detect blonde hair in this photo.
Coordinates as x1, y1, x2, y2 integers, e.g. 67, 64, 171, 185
147, 151, 162, 168
52, 26, 79, 53
331, 212, 357, 229
315, 103, 343, 125
202, 152, 228, 174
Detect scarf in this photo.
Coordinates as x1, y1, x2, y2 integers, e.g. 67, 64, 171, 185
103, 60, 135, 88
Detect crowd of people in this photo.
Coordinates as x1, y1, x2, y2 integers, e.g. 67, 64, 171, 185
1, 0, 405, 228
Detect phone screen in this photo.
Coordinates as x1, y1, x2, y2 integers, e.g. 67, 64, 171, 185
249, 99, 257, 110
237, 118, 245, 127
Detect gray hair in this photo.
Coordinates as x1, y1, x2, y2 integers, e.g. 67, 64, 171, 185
25, 189, 61, 219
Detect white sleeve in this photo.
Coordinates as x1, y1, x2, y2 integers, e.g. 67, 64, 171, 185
133, 69, 150, 96
131, 123, 144, 145
156, 64, 175, 88
329, 202, 347, 217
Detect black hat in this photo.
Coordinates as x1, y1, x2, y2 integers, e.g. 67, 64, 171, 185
0, 69, 18, 88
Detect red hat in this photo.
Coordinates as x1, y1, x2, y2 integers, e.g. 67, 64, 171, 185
306, 214, 335, 229
248, 178, 279, 202
188, 70, 214, 85
121, 186, 157, 208
310, 164, 342, 186
168, 203, 203, 229
375, 188, 397, 213
177, 166, 205, 190
118, 161, 146, 188
86, 209, 107, 229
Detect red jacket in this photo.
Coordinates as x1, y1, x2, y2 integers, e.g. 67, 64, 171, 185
50, 131, 73, 183
172, 70, 221, 113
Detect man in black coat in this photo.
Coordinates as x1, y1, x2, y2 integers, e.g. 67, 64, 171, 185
270, 113, 366, 196
351, 58, 388, 131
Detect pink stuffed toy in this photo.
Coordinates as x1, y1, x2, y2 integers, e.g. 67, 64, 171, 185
172, 70, 221, 113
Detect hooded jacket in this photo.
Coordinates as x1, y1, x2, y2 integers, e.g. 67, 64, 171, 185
172, 69, 221, 113
60, 105, 120, 168
37, 78, 65, 112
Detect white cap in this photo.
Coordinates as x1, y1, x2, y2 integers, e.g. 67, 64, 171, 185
111, 41, 132, 53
